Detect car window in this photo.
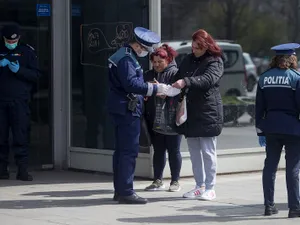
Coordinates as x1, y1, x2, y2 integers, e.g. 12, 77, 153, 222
223, 50, 239, 68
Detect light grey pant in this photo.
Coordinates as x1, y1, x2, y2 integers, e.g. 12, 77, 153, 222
187, 137, 217, 190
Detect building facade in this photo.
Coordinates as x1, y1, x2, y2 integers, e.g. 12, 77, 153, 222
0, 0, 285, 178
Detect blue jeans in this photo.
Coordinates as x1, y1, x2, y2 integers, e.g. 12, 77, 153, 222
152, 132, 182, 182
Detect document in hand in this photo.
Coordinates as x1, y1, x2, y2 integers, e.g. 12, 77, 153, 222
164, 85, 181, 97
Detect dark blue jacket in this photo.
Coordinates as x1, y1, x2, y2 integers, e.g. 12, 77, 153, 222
255, 68, 300, 137
0, 42, 40, 101
107, 45, 158, 118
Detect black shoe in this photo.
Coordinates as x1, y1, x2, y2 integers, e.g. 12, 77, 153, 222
16, 172, 33, 181
264, 205, 279, 216
118, 193, 148, 204
288, 209, 300, 218
113, 192, 119, 201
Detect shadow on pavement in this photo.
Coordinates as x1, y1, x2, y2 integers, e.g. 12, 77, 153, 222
117, 203, 289, 223
0, 198, 118, 209
0, 170, 114, 187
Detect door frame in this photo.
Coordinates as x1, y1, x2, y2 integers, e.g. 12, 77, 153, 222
65, 0, 160, 178
52, 0, 70, 169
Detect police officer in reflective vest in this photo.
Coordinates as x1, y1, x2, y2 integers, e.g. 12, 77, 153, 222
0, 24, 40, 181
107, 27, 168, 204
256, 43, 300, 218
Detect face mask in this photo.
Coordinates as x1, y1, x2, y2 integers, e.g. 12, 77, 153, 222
137, 50, 148, 58
5, 42, 18, 50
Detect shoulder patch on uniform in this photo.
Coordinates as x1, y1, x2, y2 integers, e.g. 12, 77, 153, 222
125, 47, 132, 56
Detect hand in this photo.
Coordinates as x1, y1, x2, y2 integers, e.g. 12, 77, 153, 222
144, 97, 148, 101
258, 136, 266, 147
153, 78, 159, 84
0, 58, 10, 67
8, 60, 20, 73
172, 79, 186, 89
156, 83, 168, 95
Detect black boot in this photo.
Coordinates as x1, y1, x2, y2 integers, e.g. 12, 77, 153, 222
288, 209, 300, 218
0, 164, 9, 180
118, 193, 148, 204
264, 204, 279, 216
16, 166, 33, 181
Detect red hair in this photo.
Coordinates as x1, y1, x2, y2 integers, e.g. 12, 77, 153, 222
192, 29, 222, 57
150, 44, 178, 63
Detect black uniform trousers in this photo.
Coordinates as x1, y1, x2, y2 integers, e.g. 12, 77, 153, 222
111, 113, 140, 196
0, 100, 30, 168
263, 134, 300, 210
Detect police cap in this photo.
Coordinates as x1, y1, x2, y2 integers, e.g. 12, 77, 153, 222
134, 27, 160, 53
1, 23, 21, 40
271, 43, 300, 56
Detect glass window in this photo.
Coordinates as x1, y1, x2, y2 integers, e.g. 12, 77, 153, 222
223, 50, 239, 68
70, 0, 149, 150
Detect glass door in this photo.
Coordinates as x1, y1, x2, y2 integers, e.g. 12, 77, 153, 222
0, 0, 53, 169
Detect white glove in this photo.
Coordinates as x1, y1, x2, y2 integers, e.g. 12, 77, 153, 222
156, 83, 169, 95
164, 85, 181, 97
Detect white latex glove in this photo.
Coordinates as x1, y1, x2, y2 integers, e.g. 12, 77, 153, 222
156, 83, 169, 95
164, 85, 181, 97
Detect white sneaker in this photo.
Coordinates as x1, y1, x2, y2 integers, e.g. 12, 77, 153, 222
183, 186, 205, 199
199, 189, 216, 201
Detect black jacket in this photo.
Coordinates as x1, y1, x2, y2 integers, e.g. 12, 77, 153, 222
0, 41, 40, 101
143, 60, 178, 135
174, 52, 225, 137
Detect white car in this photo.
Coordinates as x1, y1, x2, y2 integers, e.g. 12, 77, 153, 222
243, 52, 258, 92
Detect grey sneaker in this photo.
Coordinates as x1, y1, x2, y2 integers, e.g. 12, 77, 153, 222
169, 181, 181, 192
144, 179, 165, 191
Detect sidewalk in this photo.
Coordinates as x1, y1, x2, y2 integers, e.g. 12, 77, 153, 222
0, 170, 299, 225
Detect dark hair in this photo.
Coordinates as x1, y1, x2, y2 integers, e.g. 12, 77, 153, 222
150, 44, 178, 63
269, 55, 298, 69
192, 29, 222, 57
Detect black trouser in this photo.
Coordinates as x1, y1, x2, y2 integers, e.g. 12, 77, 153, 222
0, 100, 30, 169
263, 134, 300, 210
152, 132, 182, 182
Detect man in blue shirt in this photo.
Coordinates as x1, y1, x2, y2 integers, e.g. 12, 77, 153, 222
256, 43, 300, 218
0, 24, 40, 181
107, 27, 168, 204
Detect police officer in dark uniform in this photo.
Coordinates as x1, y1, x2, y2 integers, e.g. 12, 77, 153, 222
256, 43, 300, 218
107, 27, 169, 204
0, 24, 40, 181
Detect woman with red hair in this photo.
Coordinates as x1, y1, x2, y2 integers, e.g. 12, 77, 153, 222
172, 29, 225, 201
143, 44, 183, 192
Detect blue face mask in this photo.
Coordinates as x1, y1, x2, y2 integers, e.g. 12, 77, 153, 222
5, 42, 18, 50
